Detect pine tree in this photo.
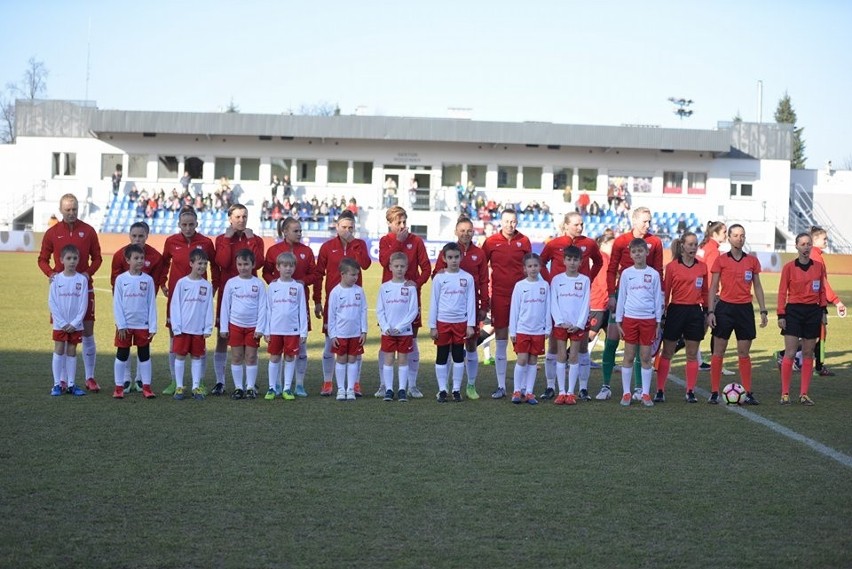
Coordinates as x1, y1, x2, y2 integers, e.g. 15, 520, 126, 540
774, 91, 806, 169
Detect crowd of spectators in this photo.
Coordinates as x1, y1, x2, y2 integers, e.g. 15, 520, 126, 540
260, 195, 359, 223
122, 177, 236, 220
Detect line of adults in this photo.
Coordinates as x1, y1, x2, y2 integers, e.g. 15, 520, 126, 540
38, 195, 844, 402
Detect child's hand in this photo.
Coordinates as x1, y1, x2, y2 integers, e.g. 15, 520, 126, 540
220, 331, 229, 339
117, 328, 128, 340
148, 332, 156, 341
616, 324, 624, 339
332, 337, 339, 349
430, 328, 438, 340
314, 304, 323, 318
510, 335, 516, 343
359, 333, 367, 346
465, 326, 474, 339
203, 333, 211, 338
300, 336, 307, 344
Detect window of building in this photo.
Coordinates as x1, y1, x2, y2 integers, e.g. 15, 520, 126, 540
663, 171, 683, 194
298, 159, 317, 182
215, 157, 236, 180
158, 155, 179, 179
353, 161, 373, 184
467, 164, 486, 189
578, 168, 597, 192
101, 153, 122, 179
522, 166, 543, 189
271, 158, 291, 181
730, 182, 753, 197
52, 152, 77, 177
687, 172, 707, 195
240, 158, 260, 181
328, 160, 348, 184
553, 167, 572, 190
442, 164, 463, 188
497, 165, 517, 189
128, 154, 147, 178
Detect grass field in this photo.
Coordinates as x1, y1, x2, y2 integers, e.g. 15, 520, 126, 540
2, 251, 851, 569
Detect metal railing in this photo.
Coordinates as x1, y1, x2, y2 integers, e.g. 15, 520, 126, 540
789, 183, 852, 253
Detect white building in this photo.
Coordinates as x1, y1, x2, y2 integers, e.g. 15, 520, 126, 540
0, 99, 802, 251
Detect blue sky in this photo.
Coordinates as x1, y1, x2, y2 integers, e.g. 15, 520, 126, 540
2, 0, 849, 168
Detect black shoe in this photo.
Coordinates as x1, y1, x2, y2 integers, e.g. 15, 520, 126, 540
231, 389, 245, 400
653, 389, 665, 403
246, 388, 257, 399
384, 389, 394, 402
744, 392, 760, 405
579, 388, 591, 402
540, 387, 556, 400
397, 389, 408, 402
685, 390, 697, 403
699, 362, 711, 371
708, 391, 719, 404
437, 390, 448, 403
211, 382, 225, 396
452, 391, 462, 402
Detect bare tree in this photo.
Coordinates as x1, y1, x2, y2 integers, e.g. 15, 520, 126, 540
840, 155, 852, 171
225, 97, 240, 113
2, 57, 49, 143
291, 101, 341, 116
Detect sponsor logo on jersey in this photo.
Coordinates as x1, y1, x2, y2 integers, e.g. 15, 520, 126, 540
289, 287, 297, 296
140, 282, 148, 291
575, 282, 584, 290
200, 287, 207, 296
252, 285, 258, 293
540, 288, 546, 295
75, 283, 82, 291
695, 277, 704, 288
401, 287, 410, 296
744, 270, 753, 282
300, 253, 305, 259
460, 279, 468, 287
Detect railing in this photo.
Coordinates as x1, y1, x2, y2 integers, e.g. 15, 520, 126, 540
0, 180, 47, 228
789, 183, 852, 253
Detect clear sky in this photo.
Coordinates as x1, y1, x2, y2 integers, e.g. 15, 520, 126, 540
1, 0, 849, 168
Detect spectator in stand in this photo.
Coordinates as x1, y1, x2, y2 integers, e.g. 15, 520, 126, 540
194, 194, 205, 212
384, 177, 398, 208
576, 191, 591, 215
270, 175, 281, 201
282, 176, 292, 200
589, 201, 601, 217
180, 170, 191, 194
455, 181, 465, 206
112, 168, 122, 196
466, 180, 476, 203
346, 198, 358, 217
128, 185, 139, 203
38, 193, 104, 393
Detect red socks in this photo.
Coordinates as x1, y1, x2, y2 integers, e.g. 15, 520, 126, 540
710, 355, 723, 392
738, 356, 752, 392
780, 357, 793, 395
685, 360, 699, 392
656, 357, 671, 392
800, 357, 814, 396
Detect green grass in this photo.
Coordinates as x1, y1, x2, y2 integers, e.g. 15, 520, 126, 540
2, 252, 851, 569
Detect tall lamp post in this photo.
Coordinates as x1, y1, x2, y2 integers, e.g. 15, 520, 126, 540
668, 97, 694, 120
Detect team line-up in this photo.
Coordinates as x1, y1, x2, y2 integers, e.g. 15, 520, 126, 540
41, 194, 845, 407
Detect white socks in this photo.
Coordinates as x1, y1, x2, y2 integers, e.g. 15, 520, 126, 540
82, 335, 96, 379
545, 352, 556, 388
465, 349, 478, 386
495, 339, 508, 389
214, 351, 227, 384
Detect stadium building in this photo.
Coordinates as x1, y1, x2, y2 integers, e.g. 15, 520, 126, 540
2, 98, 842, 253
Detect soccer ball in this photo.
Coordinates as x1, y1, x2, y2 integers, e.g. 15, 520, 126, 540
722, 382, 746, 405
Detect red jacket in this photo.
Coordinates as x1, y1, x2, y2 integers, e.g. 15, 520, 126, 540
540, 234, 603, 282
111, 243, 164, 290
484, 230, 550, 299
38, 219, 102, 286
313, 236, 372, 304
433, 241, 490, 313
378, 232, 431, 289
214, 231, 265, 290
160, 231, 219, 295
607, 232, 663, 296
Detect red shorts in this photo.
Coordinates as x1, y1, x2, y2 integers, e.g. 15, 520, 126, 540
434, 321, 469, 346
552, 325, 588, 343
227, 324, 260, 348
620, 316, 658, 346
381, 335, 414, 354
267, 335, 301, 357
332, 336, 364, 356
53, 330, 82, 344
114, 328, 151, 348
84, 289, 95, 322
173, 333, 207, 357
513, 333, 545, 356
491, 294, 511, 329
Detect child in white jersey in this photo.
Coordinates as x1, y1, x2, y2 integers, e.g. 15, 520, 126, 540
112, 244, 158, 399
327, 258, 368, 401
48, 245, 89, 396
615, 238, 663, 407
376, 252, 419, 402
428, 242, 476, 402
170, 249, 215, 400
263, 252, 308, 401
549, 245, 591, 405
509, 253, 552, 405
220, 248, 267, 400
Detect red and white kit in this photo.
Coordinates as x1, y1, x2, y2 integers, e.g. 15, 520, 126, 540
376, 281, 420, 336
220, 275, 268, 333
615, 266, 664, 323
550, 273, 591, 332
169, 276, 215, 336
428, 270, 477, 329
113, 271, 158, 335
509, 278, 553, 338
327, 284, 369, 340
49, 272, 89, 333
264, 280, 309, 338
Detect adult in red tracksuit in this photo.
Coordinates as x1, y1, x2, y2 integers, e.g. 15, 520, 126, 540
777, 232, 828, 405
313, 210, 372, 395
432, 215, 490, 399
262, 216, 319, 394
483, 208, 548, 398
802, 226, 846, 376
160, 206, 219, 394
377, 206, 432, 398
38, 193, 103, 392
598, 206, 663, 400
111, 221, 163, 290
539, 211, 603, 400
212, 204, 265, 394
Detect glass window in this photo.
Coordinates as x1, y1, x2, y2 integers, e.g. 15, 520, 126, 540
353, 161, 373, 184
663, 171, 682, 194
215, 157, 236, 180
271, 158, 291, 181
522, 167, 542, 189
467, 164, 486, 189
297, 160, 317, 182
52, 152, 61, 177
442, 164, 463, 187
128, 154, 147, 178
497, 165, 517, 189
240, 158, 260, 181
578, 168, 597, 192
731, 182, 753, 197
687, 172, 706, 195
64, 153, 76, 176
328, 160, 348, 184
158, 155, 179, 179
101, 153, 122, 179
553, 167, 572, 190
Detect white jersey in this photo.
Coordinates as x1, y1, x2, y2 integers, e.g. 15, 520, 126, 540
327, 284, 368, 339
49, 272, 89, 331
550, 273, 591, 330
264, 279, 309, 337
428, 270, 476, 327
615, 265, 664, 322
170, 276, 215, 336
376, 280, 419, 336
221, 275, 267, 330
113, 271, 158, 333
509, 278, 552, 336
